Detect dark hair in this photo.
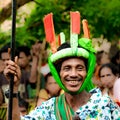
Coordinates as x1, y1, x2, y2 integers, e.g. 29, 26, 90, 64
98, 63, 119, 77
111, 50, 120, 65
0, 43, 18, 58
18, 94, 29, 109
45, 72, 52, 82
18, 46, 30, 57
96, 51, 104, 65
54, 42, 88, 73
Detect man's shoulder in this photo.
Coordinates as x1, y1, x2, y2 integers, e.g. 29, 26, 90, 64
34, 97, 56, 113
39, 97, 56, 107
89, 88, 101, 94
22, 97, 56, 119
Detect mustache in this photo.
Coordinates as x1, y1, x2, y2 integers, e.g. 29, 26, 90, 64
65, 77, 83, 81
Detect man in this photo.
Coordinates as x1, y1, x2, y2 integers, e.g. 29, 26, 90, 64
17, 46, 32, 99
0, 44, 12, 103
4, 12, 120, 120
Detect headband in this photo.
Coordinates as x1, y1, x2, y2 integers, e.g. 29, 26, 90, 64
43, 11, 96, 94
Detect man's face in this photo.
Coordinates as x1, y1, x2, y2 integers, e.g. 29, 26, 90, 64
60, 58, 87, 93
0, 52, 10, 72
1, 52, 10, 62
18, 52, 29, 69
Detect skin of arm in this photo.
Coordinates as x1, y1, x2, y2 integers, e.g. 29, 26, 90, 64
29, 42, 41, 83
4, 57, 21, 120
29, 56, 38, 83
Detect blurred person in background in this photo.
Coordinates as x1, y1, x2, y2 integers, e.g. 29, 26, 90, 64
0, 44, 14, 103
36, 72, 62, 106
18, 93, 29, 116
98, 63, 119, 101
92, 51, 110, 89
17, 46, 32, 99
18, 45, 45, 100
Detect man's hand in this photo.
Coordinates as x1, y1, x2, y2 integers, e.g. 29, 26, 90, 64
4, 56, 21, 90
31, 42, 42, 59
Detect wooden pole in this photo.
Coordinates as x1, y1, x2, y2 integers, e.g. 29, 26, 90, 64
8, 0, 16, 120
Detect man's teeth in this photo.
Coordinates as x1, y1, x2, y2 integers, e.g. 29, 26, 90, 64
69, 80, 80, 84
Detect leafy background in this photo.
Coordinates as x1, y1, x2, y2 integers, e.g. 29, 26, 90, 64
0, 0, 120, 51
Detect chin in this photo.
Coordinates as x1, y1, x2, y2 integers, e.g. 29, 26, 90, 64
67, 87, 80, 93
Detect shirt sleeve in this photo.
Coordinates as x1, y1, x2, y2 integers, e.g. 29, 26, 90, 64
109, 98, 120, 119
20, 97, 56, 120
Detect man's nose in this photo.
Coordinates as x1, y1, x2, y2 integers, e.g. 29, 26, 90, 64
70, 69, 77, 76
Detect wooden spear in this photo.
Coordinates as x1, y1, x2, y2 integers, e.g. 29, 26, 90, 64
8, 0, 16, 120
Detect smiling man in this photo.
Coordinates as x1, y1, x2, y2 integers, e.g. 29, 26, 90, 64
4, 12, 120, 120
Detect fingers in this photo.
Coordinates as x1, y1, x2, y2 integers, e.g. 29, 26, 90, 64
31, 42, 42, 57
4, 60, 18, 76
8, 48, 11, 59
14, 56, 18, 64
6, 63, 17, 75
3, 57, 21, 89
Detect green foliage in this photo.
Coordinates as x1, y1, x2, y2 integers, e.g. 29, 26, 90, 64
0, 31, 11, 48
0, 0, 120, 48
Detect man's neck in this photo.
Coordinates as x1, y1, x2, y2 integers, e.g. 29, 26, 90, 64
21, 65, 31, 72
64, 90, 91, 111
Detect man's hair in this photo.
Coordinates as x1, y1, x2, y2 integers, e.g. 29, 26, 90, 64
0, 43, 18, 59
45, 72, 52, 83
18, 46, 31, 57
18, 93, 29, 109
54, 42, 88, 73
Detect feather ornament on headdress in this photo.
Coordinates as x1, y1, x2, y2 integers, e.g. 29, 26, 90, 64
70, 11, 80, 54
43, 13, 57, 53
58, 32, 65, 46
82, 19, 90, 38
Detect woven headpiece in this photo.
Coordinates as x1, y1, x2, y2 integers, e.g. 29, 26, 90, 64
43, 11, 96, 94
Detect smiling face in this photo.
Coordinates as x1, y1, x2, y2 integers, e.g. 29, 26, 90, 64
60, 58, 87, 93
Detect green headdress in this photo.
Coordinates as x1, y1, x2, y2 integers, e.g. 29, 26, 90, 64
43, 11, 96, 94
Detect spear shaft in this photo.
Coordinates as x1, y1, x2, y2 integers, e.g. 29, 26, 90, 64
8, 0, 16, 120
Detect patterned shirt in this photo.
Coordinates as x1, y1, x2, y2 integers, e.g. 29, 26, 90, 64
21, 88, 120, 120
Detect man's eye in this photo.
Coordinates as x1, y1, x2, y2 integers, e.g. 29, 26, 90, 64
63, 67, 70, 71
77, 67, 85, 71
